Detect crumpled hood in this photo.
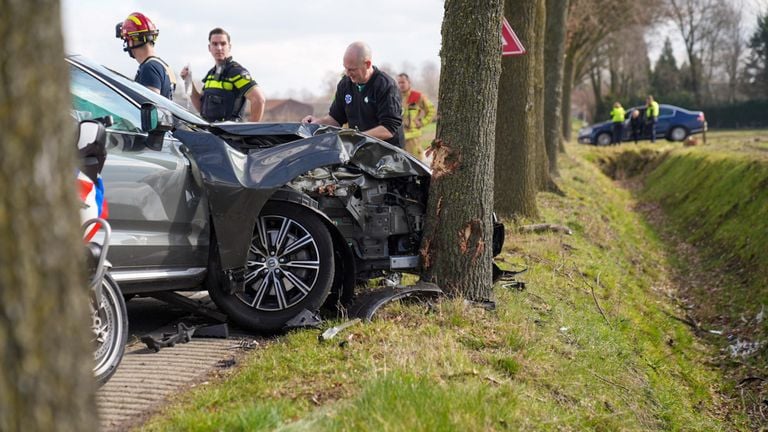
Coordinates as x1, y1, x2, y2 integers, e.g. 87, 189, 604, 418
173, 127, 429, 270
208, 121, 320, 138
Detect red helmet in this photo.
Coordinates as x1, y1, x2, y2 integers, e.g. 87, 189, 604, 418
115, 12, 159, 51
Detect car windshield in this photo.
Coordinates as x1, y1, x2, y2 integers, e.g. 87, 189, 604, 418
70, 55, 207, 126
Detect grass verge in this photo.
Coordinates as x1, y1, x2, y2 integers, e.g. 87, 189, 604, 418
139, 144, 747, 431
577, 130, 768, 427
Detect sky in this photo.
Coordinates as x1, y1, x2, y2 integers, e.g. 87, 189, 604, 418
645, 0, 765, 65
61, 0, 765, 100
61, 0, 445, 99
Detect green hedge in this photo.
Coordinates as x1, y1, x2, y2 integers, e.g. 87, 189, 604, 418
700, 100, 768, 128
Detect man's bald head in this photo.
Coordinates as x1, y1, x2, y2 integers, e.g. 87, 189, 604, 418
343, 41, 374, 84
344, 41, 371, 63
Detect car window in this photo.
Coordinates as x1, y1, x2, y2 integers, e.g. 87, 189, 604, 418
660, 107, 674, 117
71, 55, 207, 127
70, 65, 142, 133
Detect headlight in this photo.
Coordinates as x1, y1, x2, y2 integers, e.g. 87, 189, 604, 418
578, 127, 592, 136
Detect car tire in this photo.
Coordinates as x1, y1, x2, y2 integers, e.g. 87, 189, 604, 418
596, 132, 611, 146
208, 201, 334, 333
668, 126, 688, 142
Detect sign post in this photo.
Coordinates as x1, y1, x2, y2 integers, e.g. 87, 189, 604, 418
501, 17, 526, 56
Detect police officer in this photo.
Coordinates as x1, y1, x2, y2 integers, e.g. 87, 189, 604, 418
301, 41, 403, 148
116, 12, 176, 100
646, 95, 660, 143
609, 101, 625, 145
181, 28, 266, 122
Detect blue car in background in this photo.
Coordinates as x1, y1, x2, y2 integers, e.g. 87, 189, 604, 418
578, 104, 707, 146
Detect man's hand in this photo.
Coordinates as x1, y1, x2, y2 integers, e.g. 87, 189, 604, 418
301, 115, 339, 127
415, 118, 423, 128
180, 65, 197, 96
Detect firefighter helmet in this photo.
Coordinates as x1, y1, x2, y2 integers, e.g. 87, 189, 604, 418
115, 12, 159, 52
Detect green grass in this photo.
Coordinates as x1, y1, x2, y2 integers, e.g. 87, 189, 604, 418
139, 137, 750, 431
577, 129, 768, 426
578, 130, 768, 324
643, 151, 768, 289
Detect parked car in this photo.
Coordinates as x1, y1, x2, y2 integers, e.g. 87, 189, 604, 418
67, 55, 505, 332
577, 104, 706, 146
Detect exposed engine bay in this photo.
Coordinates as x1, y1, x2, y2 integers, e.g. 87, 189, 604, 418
288, 165, 428, 277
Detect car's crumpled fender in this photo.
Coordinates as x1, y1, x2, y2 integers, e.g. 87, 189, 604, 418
173, 128, 430, 271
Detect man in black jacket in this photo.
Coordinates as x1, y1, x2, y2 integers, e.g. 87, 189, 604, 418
302, 42, 404, 148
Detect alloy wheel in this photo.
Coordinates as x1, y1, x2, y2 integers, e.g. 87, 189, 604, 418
239, 214, 321, 311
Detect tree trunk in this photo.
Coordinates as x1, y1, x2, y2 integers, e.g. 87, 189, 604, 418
589, 58, 606, 121
533, 0, 548, 191
420, 0, 502, 301
544, 0, 570, 173
0, 2, 98, 431
494, 0, 540, 218
561, 45, 576, 142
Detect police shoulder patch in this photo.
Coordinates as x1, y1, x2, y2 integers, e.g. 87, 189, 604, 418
345, 94, 352, 104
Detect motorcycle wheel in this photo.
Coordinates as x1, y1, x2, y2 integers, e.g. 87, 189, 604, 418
92, 273, 128, 386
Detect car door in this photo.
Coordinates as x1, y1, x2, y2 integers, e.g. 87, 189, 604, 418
69, 64, 209, 277
655, 107, 675, 137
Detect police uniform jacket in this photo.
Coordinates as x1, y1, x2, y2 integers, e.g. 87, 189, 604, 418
200, 57, 257, 122
329, 66, 404, 147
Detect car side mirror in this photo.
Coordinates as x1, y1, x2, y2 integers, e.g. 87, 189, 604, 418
76, 120, 108, 181
140, 103, 173, 151
76, 121, 104, 152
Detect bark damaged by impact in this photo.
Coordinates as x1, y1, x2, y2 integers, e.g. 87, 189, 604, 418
428, 139, 462, 179
420, 237, 433, 272
435, 196, 444, 218
458, 219, 485, 263
421, 194, 444, 273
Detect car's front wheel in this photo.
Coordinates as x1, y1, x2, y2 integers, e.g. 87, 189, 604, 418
668, 126, 688, 141
596, 132, 611, 146
209, 201, 334, 332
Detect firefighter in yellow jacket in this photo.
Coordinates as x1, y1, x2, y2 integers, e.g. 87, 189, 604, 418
397, 73, 434, 160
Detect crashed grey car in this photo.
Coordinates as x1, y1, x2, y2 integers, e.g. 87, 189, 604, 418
69, 55, 504, 332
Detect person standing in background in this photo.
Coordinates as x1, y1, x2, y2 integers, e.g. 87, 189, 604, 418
629, 109, 643, 144
645, 95, 660, 143
609, 101, 625, 145
397, 73, 434, 160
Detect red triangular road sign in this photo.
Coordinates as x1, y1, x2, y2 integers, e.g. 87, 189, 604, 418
501, 17, 526, 56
